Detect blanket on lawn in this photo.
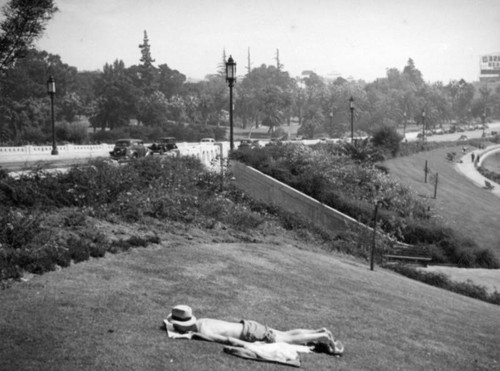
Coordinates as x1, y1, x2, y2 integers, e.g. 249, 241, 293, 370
163, 319, 311, 367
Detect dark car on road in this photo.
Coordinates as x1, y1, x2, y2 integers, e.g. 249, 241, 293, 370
238, 139, 261, 149
148, 137, 178, 155
109, 139, 147, 160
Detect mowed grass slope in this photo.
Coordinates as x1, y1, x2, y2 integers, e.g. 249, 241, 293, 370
1, 227, 499, 371
384, 145, 500, 259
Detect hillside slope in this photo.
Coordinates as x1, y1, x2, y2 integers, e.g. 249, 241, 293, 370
384, 145, 500, 259
0, 222, 498, 371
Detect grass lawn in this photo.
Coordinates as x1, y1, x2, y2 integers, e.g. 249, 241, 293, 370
1, 220, 499, 370
384, 145, 500, 260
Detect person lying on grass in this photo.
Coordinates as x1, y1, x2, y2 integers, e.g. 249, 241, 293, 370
166, 305, 344, 356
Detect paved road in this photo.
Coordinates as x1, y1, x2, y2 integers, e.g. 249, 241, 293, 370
405, 121, 500, 142
455, 144, 500, 197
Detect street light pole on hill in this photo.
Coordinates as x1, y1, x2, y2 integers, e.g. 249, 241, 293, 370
421, 110, 426, 142
349, 96, 354, 143
225, 56, 236, 150
47, 75, 58, 155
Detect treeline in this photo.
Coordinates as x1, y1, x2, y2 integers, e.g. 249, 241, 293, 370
1, 30, 500, 145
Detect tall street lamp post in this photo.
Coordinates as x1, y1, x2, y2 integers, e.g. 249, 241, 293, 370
349, 96, 354, 143
225, 55, 236, 150
403, 110, 407, 138
421, 110, 426, 142
47, 75, 58, 155
482, 111, 487, 136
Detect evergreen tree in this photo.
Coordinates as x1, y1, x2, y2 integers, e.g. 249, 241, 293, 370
137, 30, 158, 94
246, 47, 252, 75
139, 30, 155, 67
217, 49, 227, 76
275, 49, 283, 71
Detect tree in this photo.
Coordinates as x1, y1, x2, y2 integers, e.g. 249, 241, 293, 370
0, 0, 58, 73
402, 58, 424, 89
59, 92, 84, 122
195, 75, 227, 126
217, 49, 227, 76
259, 85, 287, 133
445, 79, 474, 123
0, 48, 77, 101
136, 30, 158, 94
0, 48, 78, 143
371, 125, 403, 157
136, 90, 169, 126
158, 63, 185, 98
238, 64, 295, 130
91, 60, 138, 130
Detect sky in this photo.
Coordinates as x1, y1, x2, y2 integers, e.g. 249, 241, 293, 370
7, 0, 500, 82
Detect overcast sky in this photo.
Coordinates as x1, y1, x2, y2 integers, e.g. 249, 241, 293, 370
13, 0, 500, 82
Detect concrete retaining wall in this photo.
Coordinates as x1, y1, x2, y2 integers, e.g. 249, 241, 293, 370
230, 161, 372, 236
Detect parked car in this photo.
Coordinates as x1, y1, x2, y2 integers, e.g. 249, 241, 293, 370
265, 138, 283, 147
200, 138, 215, 144
238, 139, 260, 149
148, 137, 178, 155
109, 139, 147, 160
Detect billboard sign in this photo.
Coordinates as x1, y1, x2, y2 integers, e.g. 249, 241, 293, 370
480, 53, 500, 78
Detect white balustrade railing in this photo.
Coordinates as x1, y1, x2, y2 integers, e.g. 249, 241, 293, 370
0, 142, 231, 169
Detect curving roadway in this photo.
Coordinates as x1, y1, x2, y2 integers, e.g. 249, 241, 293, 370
455, 144, 500, 197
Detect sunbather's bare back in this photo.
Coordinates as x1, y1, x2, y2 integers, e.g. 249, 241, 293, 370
195, 318, 244, 339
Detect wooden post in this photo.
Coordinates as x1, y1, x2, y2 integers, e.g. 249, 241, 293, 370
424, 160, 428, 183
433, 173, 439, 199
370, 202, 379, 271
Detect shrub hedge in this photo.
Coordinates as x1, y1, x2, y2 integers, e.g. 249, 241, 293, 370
391, 265, 500, 305
0, 156, 274, 281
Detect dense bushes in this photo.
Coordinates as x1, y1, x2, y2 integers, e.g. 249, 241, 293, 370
0, 156, 272, 281
478, 166, 500, 184
233, 142, 499, 268
391, 265, 500, 305
371, 126, 403, 157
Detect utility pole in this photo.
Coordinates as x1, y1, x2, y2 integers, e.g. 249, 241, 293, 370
275, 49, 283, 71
247, 47, 252, 75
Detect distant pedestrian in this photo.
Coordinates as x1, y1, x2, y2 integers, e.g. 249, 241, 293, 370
471, 153, 475, 162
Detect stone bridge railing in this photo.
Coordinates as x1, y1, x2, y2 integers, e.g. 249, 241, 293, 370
0, 142, 230, 168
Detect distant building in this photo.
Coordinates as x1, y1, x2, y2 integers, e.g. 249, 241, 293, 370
479, 53, 500, 82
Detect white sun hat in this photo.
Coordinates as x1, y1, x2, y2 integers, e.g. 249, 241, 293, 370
166, 305, 197, 327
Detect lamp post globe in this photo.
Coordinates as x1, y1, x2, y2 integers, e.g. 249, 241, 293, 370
349, 96, 354, 143
47, 75, 58, 155
225, 55, 236, 150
